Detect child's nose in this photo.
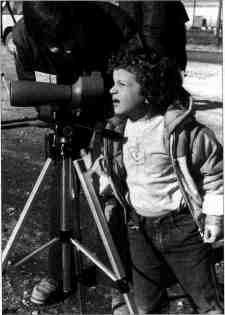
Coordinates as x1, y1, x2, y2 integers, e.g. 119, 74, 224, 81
110, 85, 117, 94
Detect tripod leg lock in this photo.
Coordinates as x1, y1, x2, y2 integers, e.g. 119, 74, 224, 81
114, 277, 130, 294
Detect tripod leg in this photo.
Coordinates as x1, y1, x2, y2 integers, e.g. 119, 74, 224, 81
2, 158, 52, 270
73, 159, 137, 314
71, 166, 87, 314
59, 153, 87, 310
60, 155, 73, 293
14, 237, 59, 267
70, 238, 120, 282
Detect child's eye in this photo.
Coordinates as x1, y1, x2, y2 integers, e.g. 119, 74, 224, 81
118, 81, 127, 87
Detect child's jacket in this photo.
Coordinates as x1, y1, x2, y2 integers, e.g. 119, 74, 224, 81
99, 97, 223, 234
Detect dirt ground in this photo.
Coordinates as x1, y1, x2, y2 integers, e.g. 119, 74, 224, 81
1, 44, 223, 315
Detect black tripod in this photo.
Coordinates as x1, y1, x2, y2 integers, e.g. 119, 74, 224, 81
2, 118, 137, 314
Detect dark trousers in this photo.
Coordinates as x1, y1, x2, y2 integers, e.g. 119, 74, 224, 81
127, 209, 223, 314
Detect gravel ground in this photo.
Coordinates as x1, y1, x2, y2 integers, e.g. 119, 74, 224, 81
1, 44, 223, 314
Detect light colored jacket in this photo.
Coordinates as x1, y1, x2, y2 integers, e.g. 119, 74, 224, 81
98, 96, 223, 234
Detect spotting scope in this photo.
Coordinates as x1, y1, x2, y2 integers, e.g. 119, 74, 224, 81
10, 72, 104, 110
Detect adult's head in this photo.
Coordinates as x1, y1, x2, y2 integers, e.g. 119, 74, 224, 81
109, 49, 188, 119
22, 1, 136, 57
23, 1, 92, 55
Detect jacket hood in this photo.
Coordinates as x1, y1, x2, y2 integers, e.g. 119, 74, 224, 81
164, 94, 195, 136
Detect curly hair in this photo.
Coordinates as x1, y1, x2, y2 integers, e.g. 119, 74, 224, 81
108, 49, 189, 115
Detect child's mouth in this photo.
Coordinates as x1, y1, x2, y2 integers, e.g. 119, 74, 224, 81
113, 99, 120, 105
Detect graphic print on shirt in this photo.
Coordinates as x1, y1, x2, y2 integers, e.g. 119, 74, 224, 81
127, 142, 145, 165
125, 141, 170, 176
123, 116, 168, 174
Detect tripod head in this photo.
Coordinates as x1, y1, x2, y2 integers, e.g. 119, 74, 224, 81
1, 116, 124, 142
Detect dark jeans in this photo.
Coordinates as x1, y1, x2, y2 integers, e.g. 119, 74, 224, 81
127, 209, 223, 314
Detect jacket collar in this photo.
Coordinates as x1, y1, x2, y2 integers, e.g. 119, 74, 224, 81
164, 95, 194, 136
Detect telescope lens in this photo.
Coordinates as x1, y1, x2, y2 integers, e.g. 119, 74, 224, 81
78, 72, 104, 105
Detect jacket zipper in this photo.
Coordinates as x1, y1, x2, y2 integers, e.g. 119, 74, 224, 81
105, 138, 129, 223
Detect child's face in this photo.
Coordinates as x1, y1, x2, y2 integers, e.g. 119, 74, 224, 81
110, 69, 146, 120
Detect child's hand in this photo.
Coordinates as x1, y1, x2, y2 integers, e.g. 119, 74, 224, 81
80, 149, 93, 170
204, 224, 222, 243
105, 204, 115, 222
104, 199, 118, 222
203, 215, 223, 243
88, 154, 105, 175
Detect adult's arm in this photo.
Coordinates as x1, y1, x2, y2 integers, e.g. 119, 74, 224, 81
12, 19, 36, 81
118, 1, 167, 57
96, 1, 137, 46
119, 1, 189, 68
138, 1, 189, 57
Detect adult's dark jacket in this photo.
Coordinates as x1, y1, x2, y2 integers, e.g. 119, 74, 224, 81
13, 2, 136, 83
118, 1, 189, 70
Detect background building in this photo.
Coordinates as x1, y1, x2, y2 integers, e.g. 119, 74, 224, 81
183, 0, 222, 32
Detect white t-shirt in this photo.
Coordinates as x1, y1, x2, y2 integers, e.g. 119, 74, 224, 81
123, 115, 183, 217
